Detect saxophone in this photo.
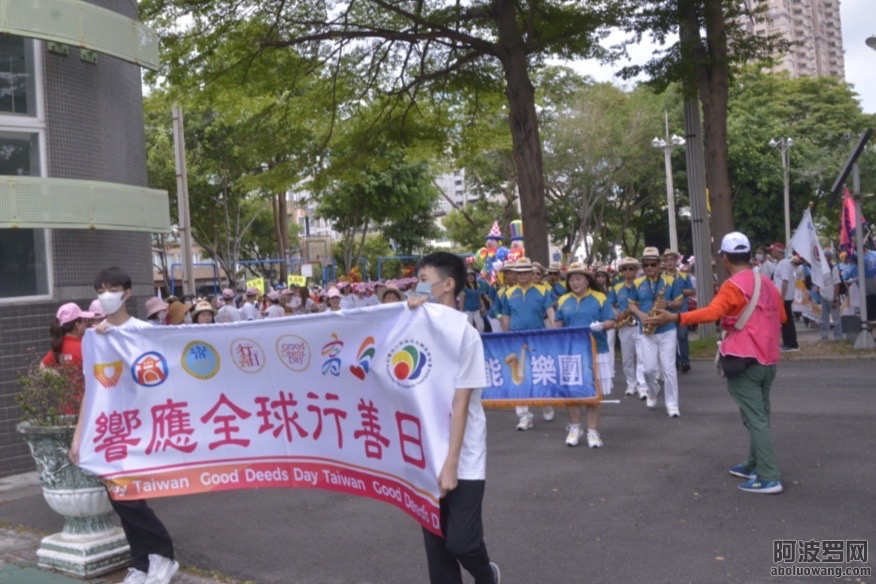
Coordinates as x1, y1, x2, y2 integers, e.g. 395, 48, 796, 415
642, 282, 670, 335
616, 309, 635, 327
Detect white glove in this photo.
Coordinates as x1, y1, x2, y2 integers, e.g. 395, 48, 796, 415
589, 321, 604, 332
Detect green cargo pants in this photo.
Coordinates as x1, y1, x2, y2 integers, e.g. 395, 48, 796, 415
726, 363, 781, 482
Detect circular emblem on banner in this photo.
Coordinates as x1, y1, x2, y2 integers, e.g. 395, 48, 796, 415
230, 338, 266, 374
131, 351, 169, 387
385, 340, 432, 388
276, 335, 311, 372
181, 341, 220, 380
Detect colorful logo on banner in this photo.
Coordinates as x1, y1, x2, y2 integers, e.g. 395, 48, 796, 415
130, 352, 169, 387
480, 327, 598, 404
230, 338, 266, 374
386, 340, 432, 387
93, 361, 123, 388
350, 336, 376, 380
276, 335, 311, 372
181, 341, 220, 380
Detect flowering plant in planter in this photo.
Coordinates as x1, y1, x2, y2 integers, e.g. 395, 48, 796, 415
16, 361, 84, 428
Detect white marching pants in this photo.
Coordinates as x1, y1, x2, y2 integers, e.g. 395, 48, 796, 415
618, 325, 646, 389
640, 329, 679, 411
465, 310, 485, 333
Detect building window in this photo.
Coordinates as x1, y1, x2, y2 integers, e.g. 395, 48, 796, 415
0, 36, 49, 301
0, 35, 37, 116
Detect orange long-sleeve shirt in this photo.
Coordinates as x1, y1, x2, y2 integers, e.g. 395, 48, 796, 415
679, 274, 787, 327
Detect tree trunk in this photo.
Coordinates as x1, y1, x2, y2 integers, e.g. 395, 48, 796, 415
494, 0, 550, 264
695, 0, 733, 279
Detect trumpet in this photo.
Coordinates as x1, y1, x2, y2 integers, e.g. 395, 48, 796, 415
642, 285, 670, 335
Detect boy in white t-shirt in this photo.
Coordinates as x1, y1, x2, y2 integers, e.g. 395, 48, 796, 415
408, 252, 500, 584
70, 267, 179, 584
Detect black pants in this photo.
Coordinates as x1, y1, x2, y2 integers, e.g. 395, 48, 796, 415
109, 496, 174, 573
422, 480, 493, 584
781, 300, 798, 348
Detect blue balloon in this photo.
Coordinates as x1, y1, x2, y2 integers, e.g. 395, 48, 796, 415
496, 246, 509, 261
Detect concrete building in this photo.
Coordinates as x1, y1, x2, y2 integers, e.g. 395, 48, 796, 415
0, 0, 167, 476
744, 0, 845, 78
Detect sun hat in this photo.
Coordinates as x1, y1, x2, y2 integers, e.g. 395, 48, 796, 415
327, 288, 342, 299
378, 286, 403, 302
56, 302, 95, 325
641, 247, 661, 261
267, 291, 280, 302
221, 288, 235, 299
662, 248, 682, 259
618, 256, 640, 270
245, 287, 259, 296
144, 297, 169, 319
510, 258, 534, 272
564, 262, 599, 289
191, 300, 216, 319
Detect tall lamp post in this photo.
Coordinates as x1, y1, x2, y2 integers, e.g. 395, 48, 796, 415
769, 137, 794, 247
651, 117, 686, 252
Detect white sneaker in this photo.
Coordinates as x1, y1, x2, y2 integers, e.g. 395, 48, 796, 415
124, 569, 148, 584
646, 396, 657, 409
667, 408, 680, 418
145, 554, 179, 584
625, 385, 637, 396
542, 406, 555, 421
587, 430, 603, 448
565, 423, 582, 447
516, 415, 534, 431
637, 386, 648, 400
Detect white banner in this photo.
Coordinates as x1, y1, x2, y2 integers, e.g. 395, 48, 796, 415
79, 304, 466, 535
791, 208, 830, 290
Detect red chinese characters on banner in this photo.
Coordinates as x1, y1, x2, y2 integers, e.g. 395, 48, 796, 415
254, 391, 309, 442
146, 399, 197, 454
93, 410, 142, 462
200, 393, 252, 450
354, 399, 391, 460
89, 391, 428, 470
306, 392, 347, 448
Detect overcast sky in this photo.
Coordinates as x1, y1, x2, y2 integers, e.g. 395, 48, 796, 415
570, 0, 874, 114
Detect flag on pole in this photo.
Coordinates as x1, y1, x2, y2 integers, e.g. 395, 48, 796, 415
791, 208, 830, 289
839, 186, 857, 254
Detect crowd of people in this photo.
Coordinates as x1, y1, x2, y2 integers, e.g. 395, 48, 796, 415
37, 233, 872, 583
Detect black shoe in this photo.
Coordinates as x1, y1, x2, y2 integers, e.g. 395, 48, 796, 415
681, 363, 691, 373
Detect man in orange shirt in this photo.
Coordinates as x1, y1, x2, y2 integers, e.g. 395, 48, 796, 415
648, 232, 787, 495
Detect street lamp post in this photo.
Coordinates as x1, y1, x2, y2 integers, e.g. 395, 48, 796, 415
651, 116, 686, 252
769, 137, 794, 247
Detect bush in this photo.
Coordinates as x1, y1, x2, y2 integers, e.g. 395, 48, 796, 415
16, 363, 84, 427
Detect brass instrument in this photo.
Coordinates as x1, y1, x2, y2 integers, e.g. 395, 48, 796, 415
642, 283, 670, 335
616, 309, 636, 327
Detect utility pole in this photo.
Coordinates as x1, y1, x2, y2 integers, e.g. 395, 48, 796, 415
172, 104, 196, 297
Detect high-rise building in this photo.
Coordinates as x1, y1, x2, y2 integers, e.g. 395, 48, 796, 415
744, 0, 845, 79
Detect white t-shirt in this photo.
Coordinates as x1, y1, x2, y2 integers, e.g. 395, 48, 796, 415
115, 316, 151, 330
772, 258, 797, 301
456, 324, 487, 481
819, 265, 841, 301
216, 305, 243, 323
264, 304, 286, 318
240, 302, 262, 321
340, 295, 356, 310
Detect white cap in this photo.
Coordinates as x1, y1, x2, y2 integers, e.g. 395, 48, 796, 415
720, 232, 751, 254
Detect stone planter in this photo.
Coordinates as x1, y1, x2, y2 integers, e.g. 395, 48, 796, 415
17, 422, 129, 577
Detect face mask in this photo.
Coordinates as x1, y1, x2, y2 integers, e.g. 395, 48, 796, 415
415, 281, 437, 302
755, 254, 764, 262
98, 291, 125, 315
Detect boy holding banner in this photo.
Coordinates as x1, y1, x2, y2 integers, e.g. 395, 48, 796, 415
70, 267, 179, 584
409, 252, 500, 584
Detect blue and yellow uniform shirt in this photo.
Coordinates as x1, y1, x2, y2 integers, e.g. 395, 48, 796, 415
666, 270, 693, 312
555, 290, 614, 354
549, 280, 567, 302
629, 274, 683, 335
501, 283, 553, 331
612, 281, 637, 312
460, 286, 482, 312
488, 285, 505, 319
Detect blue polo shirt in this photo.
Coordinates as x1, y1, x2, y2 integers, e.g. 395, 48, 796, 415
629, 274, 683, 335
500, 284, 554, 331
460, 286, 482, 312
666, 270, 693, 311
555, 290, 614, 354
549, 281, 567, 302
612, 281, 637, 312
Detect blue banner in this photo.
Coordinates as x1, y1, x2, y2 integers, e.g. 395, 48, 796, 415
481, 327, 599, 406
